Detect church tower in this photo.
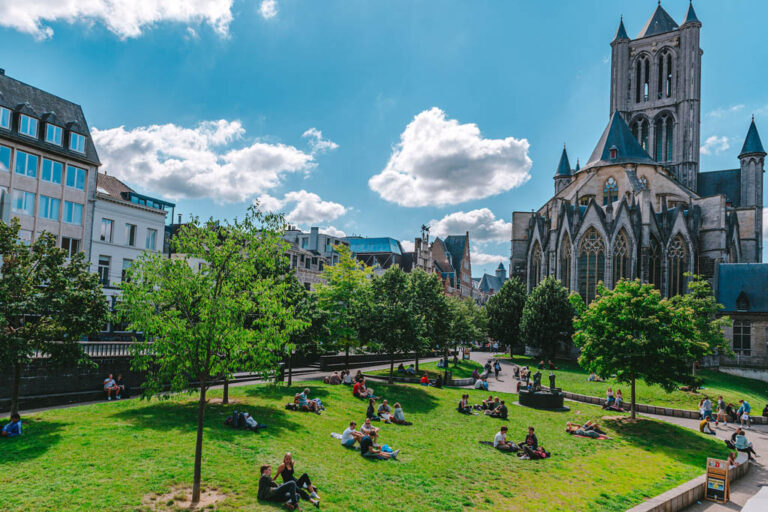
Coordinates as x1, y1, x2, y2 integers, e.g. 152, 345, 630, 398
610, 2, 702, 191
739, 117, 766, 261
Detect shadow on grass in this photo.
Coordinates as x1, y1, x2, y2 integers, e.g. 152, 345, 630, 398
242, 384, 331, 401
0, 417, 67, 463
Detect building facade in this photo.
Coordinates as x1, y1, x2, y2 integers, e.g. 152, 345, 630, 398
346, 236, 410, 275
283, 226, 349, 290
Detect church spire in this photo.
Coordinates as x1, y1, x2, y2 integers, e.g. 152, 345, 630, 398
637, 2, 679, 38
740, 117, 766, 157
555, 144, 571, 177
613, 16, 629, 42
683, 1, 700, 25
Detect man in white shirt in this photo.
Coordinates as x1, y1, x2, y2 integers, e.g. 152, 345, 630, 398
493, 426, 515, 452
341, 421, 363, 447
475, 378, 488, 391
103, 373, 120, 400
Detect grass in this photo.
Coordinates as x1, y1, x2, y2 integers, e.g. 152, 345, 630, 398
367, 359, 483, 380
0, 381, 729, 512
509, 355, 768, 411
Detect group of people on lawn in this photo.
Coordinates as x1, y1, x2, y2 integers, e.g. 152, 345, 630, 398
493, 426, 550, 459
102, 373, 129, 400
258, 453, 321, 510
458, 394, 508, 419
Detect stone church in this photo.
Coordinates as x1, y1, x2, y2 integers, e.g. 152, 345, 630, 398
510, 3, 764, 308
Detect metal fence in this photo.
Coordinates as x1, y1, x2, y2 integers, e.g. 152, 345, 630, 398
32, 341, 147, 359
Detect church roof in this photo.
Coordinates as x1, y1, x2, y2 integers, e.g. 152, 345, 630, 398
683, 2, 700, 25
739, 118, 766, 157
496, 262, 505, 271
698, 169, 741, 206
613, 17, 629, 41
637, 4, 679, 38
584, 112, 655, 169
717, 263, 768, 313
555, 146, 571, 177
479, 273, 504, 294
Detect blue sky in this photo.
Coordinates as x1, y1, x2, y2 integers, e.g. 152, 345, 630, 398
1, 0, 766, 275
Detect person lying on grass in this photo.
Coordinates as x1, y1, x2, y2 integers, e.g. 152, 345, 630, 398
366, 398, 380, 421
377, 400, 393, 423
275, 452, 320, 507
341, 421, 364, 447
699, 417, 716, 435
360, 434, 399, 460
493, 426, 517, 452
1, 413, 22, 438
258, 464, 300, 510
458, 394, 473, 414
485, 400, 508, 419
565, 422, 601, 438
391, 403, 412, 425
360, 418, 380, 445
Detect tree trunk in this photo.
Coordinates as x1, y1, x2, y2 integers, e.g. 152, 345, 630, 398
692, 361, 697, 377
288, 351, 293, 387
192, 383, 207, 504
345, 346, 350, 372
630, 376, 636, 420
222, 379, 229, 405
443, 349, 449, 384
11, 361, 21, 418
388, 353, 394, 384
415, 352, 420, 373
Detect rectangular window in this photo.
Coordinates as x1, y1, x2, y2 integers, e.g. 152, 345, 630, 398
12, 190, 35, 216
45, 124, 62, 145
19, 114, 38, 137
0, 107, 10, 130
66, 165, 86, 190
125, 223, 137, 246
14, 150, 38, 178
61, 237, 80, 257
733, 320, 752, 356
63, 201, 83, 225
0, 186, 8, 223
69, 132, 86, 153
146, 228, 157, 250
39, 195, 60, 220
121, 259, 133, 282
41, 158, 63, 184
0, 145, 10, 172
98, 255, 111, 286
100, 218, 114, 242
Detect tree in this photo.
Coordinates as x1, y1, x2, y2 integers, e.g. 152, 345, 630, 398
119, 207, 304, 504
573, 279, 696, 419
485, 277, 527, 356
315, 244, 373, 369
0, 218, 108, 417
520, 277, 574, 360
408, 269, 451, 372
449, 296, 487, 377
285, 277, 328, 385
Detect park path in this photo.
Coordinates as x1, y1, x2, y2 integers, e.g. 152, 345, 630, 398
472, 353, 767, 511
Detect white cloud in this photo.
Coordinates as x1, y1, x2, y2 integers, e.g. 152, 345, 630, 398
0, 0, 234, 40
707, 104, 744, 119
700, 135, 730, 156
429, 208, 510, 243
321, 226, 347, 238
400, 240, 415, 252
259, 0, 278, 19
369, 107, 532, 207
93, 120, 319, 204
257, 190, 347, 225
302, 128, 338, 155
471, 250, 507, 266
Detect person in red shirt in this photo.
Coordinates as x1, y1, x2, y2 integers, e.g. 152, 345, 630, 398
352, 380, 363, 397
420, 374, 430, 386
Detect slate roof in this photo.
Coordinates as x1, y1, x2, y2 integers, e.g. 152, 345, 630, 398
613, 18, 629, 41
740, 118, 765, 156
0, 72, 100, 166
683, 2, 700, 24
637, 4, 679, 38
717, 263, 768, 313
697, 169, 741, 206
585, 112, 655, 169
96, 173, 173, 213
346, 237, 403, 255
555, 146, 571, 177
444, 235, 467, 274
479, 273, 504, 294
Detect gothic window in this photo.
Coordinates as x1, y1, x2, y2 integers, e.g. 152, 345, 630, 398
612, 230, 630, 285
631, 118, 650, 152
656, 50, 674, 99
530, 242, 543, 289
649, 236, 662, 289
603, 177, 618, 206
560, 236, 571, 291
579, 196, 592, 206
654, 113, 674, 162
665, 52, 673, 97
667, 235, 688, 296
635, 56, 650, 103
578, 228, 605, 304
733, 320, 751, 356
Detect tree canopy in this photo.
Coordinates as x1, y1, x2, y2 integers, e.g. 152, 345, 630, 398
408, 268, 451, 371
520, 277, 575, 360
485, 277, 527, 355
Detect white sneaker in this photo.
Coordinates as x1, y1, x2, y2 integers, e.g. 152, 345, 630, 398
310, 492, 319, 500
391, 449, 400, 459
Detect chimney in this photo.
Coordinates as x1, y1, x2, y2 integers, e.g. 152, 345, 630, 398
0, 69, 5, 76
177, 214, 182, 224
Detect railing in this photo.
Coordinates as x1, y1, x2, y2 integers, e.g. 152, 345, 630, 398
32, 341, 149, 359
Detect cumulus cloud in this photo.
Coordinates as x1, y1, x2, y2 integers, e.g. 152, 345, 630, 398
471, 250, 507, 266
429, 208, 510, 243
369, 107, 532, 207
0, 0, 234, 40
257, 190, 347, 225
302, 128, 338, 155
259, 0, 278, 19
400, 240, 415, 252
93, 120, 320, 204
321, 226, 347, 238
707, 104, 744, 119
700, 136, 730, 156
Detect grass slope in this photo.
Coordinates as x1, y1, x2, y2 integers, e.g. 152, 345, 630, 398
0, 382, 728, 512
368, 359, 483, 380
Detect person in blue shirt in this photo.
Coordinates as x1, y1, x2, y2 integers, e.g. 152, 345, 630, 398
1, 413, 22, 438
737, 400, 752, 429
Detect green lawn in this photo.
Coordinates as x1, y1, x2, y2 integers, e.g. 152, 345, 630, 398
510, 355, 768, 411
368, 359, 483, 380
0, 381, 728, 512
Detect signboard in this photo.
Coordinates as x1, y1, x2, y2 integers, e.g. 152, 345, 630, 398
705, 458, 729, 504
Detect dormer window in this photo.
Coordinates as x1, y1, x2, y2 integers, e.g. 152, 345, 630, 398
19, 114, 38, 138
0, 107, 9, 130
609, 146, 618, 160
736, 291, 750, 312
46, 124, 62, 145
69, 132, 86, 153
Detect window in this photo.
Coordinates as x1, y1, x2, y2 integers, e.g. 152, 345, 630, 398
39, 195, 60, 220
559, 235, 571, 290
61, 237, 80, 257
603, 177, 618, 206
631, 118, 650, 152
121, 259, 133, 282
654, 113, 674, 162
12, 190, 35, 216
46, 124, 62, 145
14, 150, 38, 178
66, 165, 86, 190
69, 132, 86, 153
0, 186, 8, 223
125, 223, 137, 246
0, 145, 10, 172
649, 237, 662, 289
19, 114, 38, 137
98, 255, 111, 286
529, 242, 543, 289
612, 230, 630, 285
100, 218, 114, 242
41, 158, 63, 184
639, 176, 648, 190
667, 235, 688, 296
146, 228, 157, 250
578, 227, 605, 304
0, 107, 10, 129
63, 201, 83, 225
301, 237, 308, 249
733, 320, 751, 356
635, 56, 650, 103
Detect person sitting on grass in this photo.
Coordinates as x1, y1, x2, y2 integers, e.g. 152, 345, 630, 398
603, 388, 615, 409
420, 373, 430, 386
734, 429, 758, 461
406, 364, 416, 375
519, 426, 539, 451
325, 372, 341, 385
587, 372, 603, 382
354, 370, 364, 383
257, 464, 300, 510
342, 371, 353, 386
298, 388, 321, 414
1, 413, 22, 438
397, 363, 406, 374
341, 421, 363, 448
360, 433, 399, 460
699, 416, 716, 435
377, 400, 393, 423
391, 403, 412, 425
485, 400, 508, 419
353, 379, 373, 399
537, 360, 545, 369
103, 373, 121, 401
366, 398, 380, 421
458, 394, 472, 414
565, 422, 600, 438
548, 360, 557, 370
274, 452, 320, 507
737, 400, 752, 429
474, 378, 489, 391
360, 418, 380, 445
493, 426, 517, 452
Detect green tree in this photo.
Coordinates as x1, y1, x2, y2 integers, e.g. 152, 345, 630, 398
408, 269, 451, 372
0, 218, 108, 417
315, 244, 373, 369
119, 207, 304, 504
573, 279, 696, 419
449, 296, 487, 369
485, 277, 527, 356
285, 276, 329, 385
520, 277, 575, 360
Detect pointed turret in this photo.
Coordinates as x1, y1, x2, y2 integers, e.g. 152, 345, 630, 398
585, 112, 654, 169
637, 2, 679, 38
740, 117, 766, 157
683, 1, 700, 25
613, 16, 629, 42
555, 145, 571, 177
575, 158, 580, 172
